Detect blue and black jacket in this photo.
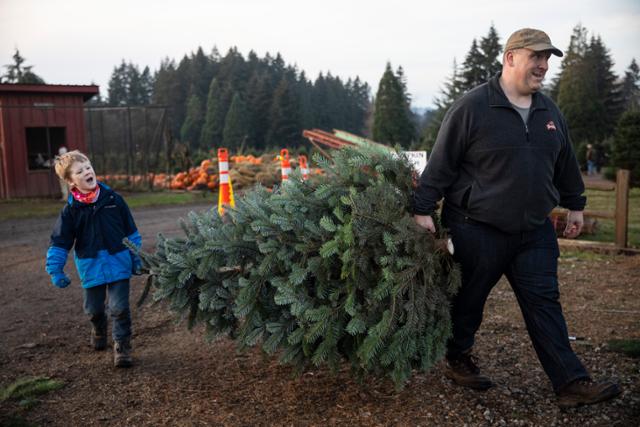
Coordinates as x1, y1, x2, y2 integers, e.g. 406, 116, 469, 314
45, 182, 142, 288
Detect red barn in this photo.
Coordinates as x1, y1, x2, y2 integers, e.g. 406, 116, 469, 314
0, 84, 99, 198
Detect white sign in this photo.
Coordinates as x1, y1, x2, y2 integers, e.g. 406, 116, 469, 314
401, 151, 428, 175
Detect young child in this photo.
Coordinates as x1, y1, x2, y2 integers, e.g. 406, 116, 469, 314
45, 150, 142, 367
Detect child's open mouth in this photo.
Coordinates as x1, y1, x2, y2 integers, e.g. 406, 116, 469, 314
86, 177, 95, 184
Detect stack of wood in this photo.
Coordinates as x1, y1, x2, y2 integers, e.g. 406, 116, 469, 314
230, 154, 280, 189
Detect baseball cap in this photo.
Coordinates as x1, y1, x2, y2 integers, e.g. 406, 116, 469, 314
504, 28, 563, 57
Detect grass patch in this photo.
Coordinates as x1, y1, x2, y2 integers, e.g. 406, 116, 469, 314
0, 191, 217, 221
579, 187, 640, 248
559, 250, 614, 262
606, 339, 640, 358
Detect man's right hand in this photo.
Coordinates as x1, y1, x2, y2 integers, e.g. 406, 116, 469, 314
414, 214, 436, 233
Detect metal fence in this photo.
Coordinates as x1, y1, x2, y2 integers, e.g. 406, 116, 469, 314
85, 105, 174, 190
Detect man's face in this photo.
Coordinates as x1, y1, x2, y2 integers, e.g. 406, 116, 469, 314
510, 48, 552, 94
66, 160, 97, 193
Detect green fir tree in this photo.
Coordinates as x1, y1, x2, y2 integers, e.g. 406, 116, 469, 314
1, 49, 45, 84
372, 63, 415, 147
133, 145, 460, 389
621, 59, 640, 111
223, 92, 251, 150
180, 93, 204, 151
611, 110, 640, 187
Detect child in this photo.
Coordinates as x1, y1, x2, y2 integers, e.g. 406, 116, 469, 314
45, 150, 142, 368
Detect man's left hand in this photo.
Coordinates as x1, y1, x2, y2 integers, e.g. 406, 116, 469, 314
563, 210, 584, 239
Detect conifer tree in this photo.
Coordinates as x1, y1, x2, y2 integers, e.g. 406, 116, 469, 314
611, 110, 640, 187
460, 39, 485, 91
266, 77, 301, 148
479, 24, 502, 80
372, 63, 415, 147
556, 26, 621, 147
223, 92, 250, 150
1, 49, 45, 84
246, 73, 274, 150
421, 59, 463, 150
585, 35, 623, 137
549, 24, 588, 100
107, 61, 129, 106
139, 66, 154, 104
422, 25, 501, 150
133, 145, 460, 388
621, 59, 640, 111
180, 93, 204, 151
200, 78, 227, 148
139, 48, 371, 150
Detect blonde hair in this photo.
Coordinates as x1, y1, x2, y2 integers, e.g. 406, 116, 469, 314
53, 150, 91, 181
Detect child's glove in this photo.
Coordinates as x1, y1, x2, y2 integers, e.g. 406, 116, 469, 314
51, 273, 71, 288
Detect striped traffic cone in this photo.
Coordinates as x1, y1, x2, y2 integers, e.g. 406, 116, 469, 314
217, 148, 235, 216
280, 149, 291, 182
298, 154, 309, 180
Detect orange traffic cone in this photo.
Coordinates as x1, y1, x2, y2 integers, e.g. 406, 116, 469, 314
298, 154, 309, 180
280, 149, 291, 182
217, 148, 235, 215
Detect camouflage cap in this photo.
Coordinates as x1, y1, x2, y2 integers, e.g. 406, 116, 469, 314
504, 28, 563, 57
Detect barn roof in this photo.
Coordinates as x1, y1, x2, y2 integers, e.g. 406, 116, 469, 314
0, 83, 99, 101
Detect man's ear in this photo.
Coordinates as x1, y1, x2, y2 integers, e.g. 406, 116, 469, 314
504, 50, 515, 66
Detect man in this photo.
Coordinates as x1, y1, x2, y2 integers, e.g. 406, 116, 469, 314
413, 28, 621, 408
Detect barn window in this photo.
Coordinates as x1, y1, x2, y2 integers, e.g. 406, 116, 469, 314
25, 127, 66, 171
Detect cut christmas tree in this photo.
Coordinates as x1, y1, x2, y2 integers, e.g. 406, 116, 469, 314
134, 145, 460, 388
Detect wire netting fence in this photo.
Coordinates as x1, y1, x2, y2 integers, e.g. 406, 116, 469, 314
85, 105, 179, 190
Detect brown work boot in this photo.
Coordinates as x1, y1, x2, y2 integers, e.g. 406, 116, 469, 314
445, 352, 494, 390
90, 322, 107, 351
113, 340, 133, 368
557, 378, 621, 409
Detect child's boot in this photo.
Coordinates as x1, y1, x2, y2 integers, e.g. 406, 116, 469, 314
113, 339, 132, 368
90, 315, 107, 351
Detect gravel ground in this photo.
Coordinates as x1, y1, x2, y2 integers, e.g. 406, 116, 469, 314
1, 203, 638, 426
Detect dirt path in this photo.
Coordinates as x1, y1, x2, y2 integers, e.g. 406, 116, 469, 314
1, 204, 638, 426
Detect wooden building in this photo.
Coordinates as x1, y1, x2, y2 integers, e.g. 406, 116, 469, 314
0, 84, 99, 198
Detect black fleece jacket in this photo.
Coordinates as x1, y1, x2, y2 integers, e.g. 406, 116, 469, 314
414, 73, 586, 234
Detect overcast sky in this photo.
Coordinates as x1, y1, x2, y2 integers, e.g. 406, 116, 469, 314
1, 0, 638, 108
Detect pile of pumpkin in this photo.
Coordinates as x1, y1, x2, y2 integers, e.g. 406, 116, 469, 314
97, 173, 172, 189
169, 159, 218, 191
99, 153, 324, 191
168, 154, 284, 191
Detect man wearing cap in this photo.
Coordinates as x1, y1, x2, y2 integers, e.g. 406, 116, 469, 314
413, 28, 621, 408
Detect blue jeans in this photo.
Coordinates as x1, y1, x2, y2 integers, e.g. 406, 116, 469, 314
443, 209, 589, 392
83, 279, 131, 342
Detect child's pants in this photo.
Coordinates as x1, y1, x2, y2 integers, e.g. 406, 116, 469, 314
83, 279, 131, 342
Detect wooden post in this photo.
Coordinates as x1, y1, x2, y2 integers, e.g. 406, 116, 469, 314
615, 169, 630, 248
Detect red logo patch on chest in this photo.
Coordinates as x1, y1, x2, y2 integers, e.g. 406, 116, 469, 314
546, 121, 557, 131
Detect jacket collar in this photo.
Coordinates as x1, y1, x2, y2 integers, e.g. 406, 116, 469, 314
68, 181, 113, 207
488, 72, 548, 111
